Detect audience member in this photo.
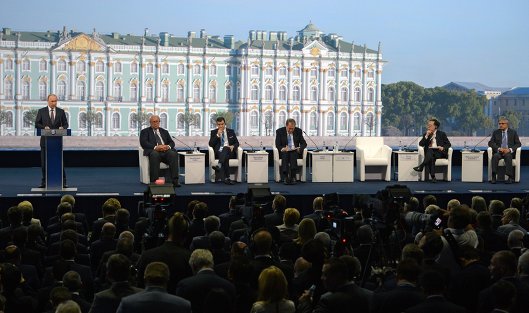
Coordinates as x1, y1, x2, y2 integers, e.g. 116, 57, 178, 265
250, 265, 295, 313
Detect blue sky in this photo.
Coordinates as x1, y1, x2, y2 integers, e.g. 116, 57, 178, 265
1, 0, 528, 88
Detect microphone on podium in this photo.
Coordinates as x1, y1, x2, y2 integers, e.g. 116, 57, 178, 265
341, 134, 358, 152
171, 136, 194, 154
403, 137, 419, 152
244, 141, 256, 153
302, 130, 321, 152
471, 133, 492, 152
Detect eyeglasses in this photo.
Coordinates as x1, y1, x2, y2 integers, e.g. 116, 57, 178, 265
498, 122, 507, 125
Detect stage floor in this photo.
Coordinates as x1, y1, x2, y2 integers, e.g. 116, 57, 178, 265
1, 166, 528, 198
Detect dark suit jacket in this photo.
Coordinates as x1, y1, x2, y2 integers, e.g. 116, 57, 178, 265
419, 130, 451, 158
175, 269, 236, 313
116, 286, 191, 313
308, 282, 371, 313
35, 106, 69, 147
90, 238, 117, 270
89, 282, 143, 313
488, 128, 521, 154
264, 211, 284, 228
208, 128, 239, 152
372, 284, 424, 313
275, 126, 307, 153
405, 295, 466, 313
91, 216, 116, 243
48, 213, 88, 234
43, 259, 94, 299
140, 127, 175, 156
135, 241, 192, 294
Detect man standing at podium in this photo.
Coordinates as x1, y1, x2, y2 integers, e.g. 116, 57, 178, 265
35, 94, 68, 188
140, 115, 180, 187
209, 116, 239, 185
275, 118, 307, 184
488, 116, 521, 184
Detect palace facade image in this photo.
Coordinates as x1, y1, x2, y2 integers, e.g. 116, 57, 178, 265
0, 23, 384, 137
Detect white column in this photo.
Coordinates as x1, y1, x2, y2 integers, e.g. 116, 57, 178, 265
50, 57, 56, 94
186, 58, 192, 103
361, 64, 367, 136
320, 67, 326, 102
155, 58, 161, 102
376, 63, 383, 136
107, 58, 113, 100
0, 56, 4, 99
89, 58, 95, 100
69, 56, 75, 100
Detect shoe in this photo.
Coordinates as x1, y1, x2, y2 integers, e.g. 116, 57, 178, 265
491, 175, 496, 184
283, 178, 289, 185
224, 178, 234, 185
505, 177, 513, 184
173, 181, 181, 187
413, 166, 423, 172
431, 177, 437, 183
212, 165, 221, 171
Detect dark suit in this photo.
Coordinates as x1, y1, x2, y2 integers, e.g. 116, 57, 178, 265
488, 128, 521, 179
35, 105, 69, 185
302, 282, 371, 313
275, 126, 307, 180
89, 281, 143, 313
117, 286, 191, 313
208, 128, 239, 180
405, 295, 465, 313
135, 241, 192, 294
418, 130, 451, 179
371, 284, 425, 313
140, 126, 179, 184
175, 269, 236, 313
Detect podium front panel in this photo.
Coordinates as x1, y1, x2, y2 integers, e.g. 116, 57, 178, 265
333, 152, 354, 182
395, 151, 420, 181
179, 152, 205, 184
245, 151, 268, 183
310, 151, 333, 182
461, 151, 484, 182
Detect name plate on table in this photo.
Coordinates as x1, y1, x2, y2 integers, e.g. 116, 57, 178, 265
463, 154, 482, 162
334, 154, 353, 161
314, 154, 332, 161
249, 154, 267, 162
187, 155, 204, 163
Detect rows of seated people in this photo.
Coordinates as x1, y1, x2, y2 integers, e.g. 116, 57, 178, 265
0, 193, 528, 313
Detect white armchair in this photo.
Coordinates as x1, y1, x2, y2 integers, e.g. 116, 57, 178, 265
417, 138, 453, 181
273, 147, 308, 182
208, 146, 243, 182
138, 146, 170, 184
355, 137, 392, 181
487, 147, 521, 182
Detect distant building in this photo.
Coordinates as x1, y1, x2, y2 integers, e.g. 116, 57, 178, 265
492, 87, 529, 135
0, 23, 385, 136
442, 82, 511, 117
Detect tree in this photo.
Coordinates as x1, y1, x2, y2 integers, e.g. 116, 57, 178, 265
23, 109, 39, 128
501, 111, 522, 130
0, 110, 10, 136
183, 111, 200, 135
211, 110, 234, 127
131, 111, 150, 134
81, 111, 98, 136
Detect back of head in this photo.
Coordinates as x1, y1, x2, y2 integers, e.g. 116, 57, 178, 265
144, 261, 170, 287
507, 229, 524, 248
257, 265, 288, 302
323, 258, 348, 290
102, 198, 120, 216
518, 251, 529, 275
62, 271, 82, 292
476, 211, 492, 229
60, 229, 79, 244
503, 208, 520, 224
209, 231, 226, 250
60, 194, 76, 208
252, 229, 273, 255
61, 219, 77, 232
186, 200, 200, 218
492, 250, 517, 278
27, 223, 44, 241
471, 196, 487, 213
204, 215, 220, 234
357, 225, 374, 244
49, 286, 72, 308
4, 245, 21, 263
295, 218, 316, 244
101, 222, 117, 239
57, 202, 73, 216
116, 236, 134, 255
448, 205, 470, 229
12, 226, 28, 246
301, 238, 326, 265
489, 200, 506, 215
422, 195, 437, 209
189, 249, 214, 272
7, 206, 22, 226
313, 196, 324, 211
283, 208, 300, 227
107, 253, 132, 282
56, 299, 81, 313
167, 212, 189, 242
339, 255, 361, 281
406, 197, 420, 212
510, 197, 523, 211
446, 199, 461, 211
272, 194, 286, 213
401, 243, 424, 264
193, 202, 209, 219
17, 200, 34, 224
228, 255, 252, 283
60, 239, 77, 260
397, 258, 422, 283
116, 208, 130, 225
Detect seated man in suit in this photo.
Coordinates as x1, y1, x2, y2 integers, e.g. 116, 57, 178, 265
208, 116, 239, 185
275, 118, 307, 184
413, 118, 451, 182
488, 116, 521, 184
140, 115, 180, 187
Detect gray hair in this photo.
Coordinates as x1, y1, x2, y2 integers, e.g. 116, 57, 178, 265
55, 300, 81, 313
518, 251, 529, 275
189, 249, 214, 271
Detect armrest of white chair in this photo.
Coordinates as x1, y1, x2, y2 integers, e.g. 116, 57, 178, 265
515, 147, 521, 182
355, 147, 366, 181
487, 147, 493, 181
273, 147, 280, 182
208, 146, 216, 182
382, 145, 392, 160
236, 147, 243, 182
300, 148, 308, 182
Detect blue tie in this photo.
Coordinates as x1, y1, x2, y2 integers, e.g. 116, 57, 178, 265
501, 131, 507, 148
220, 132, 224, 148
287, 133, 293, 150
